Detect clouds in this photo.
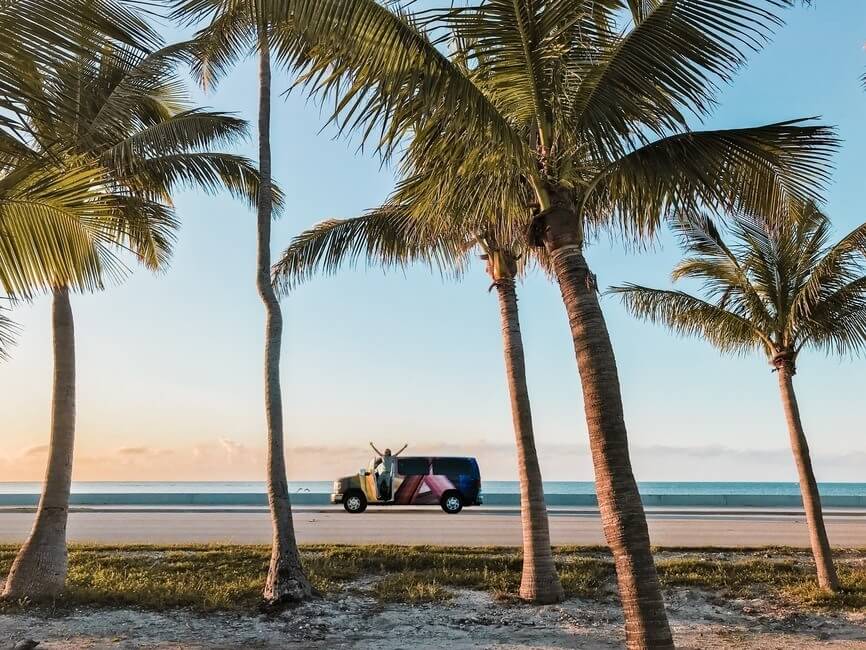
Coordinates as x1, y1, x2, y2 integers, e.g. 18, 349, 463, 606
116, 446, 153, 456
627, 445, 866, 482
20, 444, 48, 457
0, 438, 864, 482
218, 437, 248, 461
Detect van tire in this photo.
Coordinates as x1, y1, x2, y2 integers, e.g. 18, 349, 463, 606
343, 490, 367, 513
441, 492, 463, 514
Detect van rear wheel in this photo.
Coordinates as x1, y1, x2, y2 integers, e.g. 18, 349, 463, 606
441, 492, 463, 514
343, 490, 367, 513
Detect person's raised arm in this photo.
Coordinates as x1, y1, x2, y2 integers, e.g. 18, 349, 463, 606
369, 442, 383, 456
395, 444, 408, 456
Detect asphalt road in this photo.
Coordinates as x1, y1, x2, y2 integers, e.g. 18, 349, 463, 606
1, 507, 864, 546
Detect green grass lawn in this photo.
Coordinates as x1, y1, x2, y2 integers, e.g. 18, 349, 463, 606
0, 545, 863, 613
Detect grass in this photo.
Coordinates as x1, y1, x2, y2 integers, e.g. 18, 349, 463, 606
657, 557, 866, 609
0, 544, 864, 613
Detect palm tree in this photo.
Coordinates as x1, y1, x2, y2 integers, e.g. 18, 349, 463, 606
612, 206, 866, 592
253, 2, 836, 644
0, 41, 262, 600
170, 2, 314, 604
273, 203, 564, 603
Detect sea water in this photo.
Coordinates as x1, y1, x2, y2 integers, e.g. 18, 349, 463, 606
1, 481, 865, 495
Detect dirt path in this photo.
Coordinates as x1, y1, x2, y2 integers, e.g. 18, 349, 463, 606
2, 584, 864, 649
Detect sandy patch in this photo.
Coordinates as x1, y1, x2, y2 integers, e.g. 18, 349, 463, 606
1, 582, 864, 650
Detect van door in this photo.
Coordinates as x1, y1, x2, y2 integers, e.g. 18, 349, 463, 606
363, 460, 379, 502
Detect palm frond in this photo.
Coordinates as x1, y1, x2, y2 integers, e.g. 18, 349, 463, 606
618, 200, 866, 365
792, 218, 866, 319
103, 109, 250, 171
0, 301, 18, 360
584, 121, 838, 239
108, 196, 179, 272
389, 155, 532, 246
570, 0, 788, 157
0, 0, 160, 138
670, 215, 786, 336
625, 0, 662, 24
272, 207, 471, 295
0, 33, 255, 301
124, 152, 269, 213
610, 283, 767, 354
172, 1, 256, 90
446, 0, 590, 134
277, 0, 524, 161
0, 163, 126, 297
78, 42, 199, 147
798, 277, 866, 356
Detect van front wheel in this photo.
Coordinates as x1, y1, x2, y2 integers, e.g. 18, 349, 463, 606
343, 490, 367, 513
441, 492, 463, 514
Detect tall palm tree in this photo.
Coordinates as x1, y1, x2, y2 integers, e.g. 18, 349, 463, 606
273, 204, 564, 603
0, 41, 262, 600
250, 2, 836, 645
170, 2, 314, 604
0, 162, 174, 601
612, 206, 866, 593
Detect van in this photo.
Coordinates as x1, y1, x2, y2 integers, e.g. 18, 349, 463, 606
330, 456, 482, 514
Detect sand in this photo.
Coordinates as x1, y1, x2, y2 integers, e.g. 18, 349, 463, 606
1, 581, 865, 649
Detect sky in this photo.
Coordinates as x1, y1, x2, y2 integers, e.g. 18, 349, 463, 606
2, 2, 865, 483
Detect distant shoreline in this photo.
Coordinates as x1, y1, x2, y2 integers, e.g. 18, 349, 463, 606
2, 480, 866, 496
2, 482, 866, 508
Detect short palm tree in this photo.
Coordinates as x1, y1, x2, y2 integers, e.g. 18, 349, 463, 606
273, 203, 565, 603
256, 3, 837, 645
612, 206, 866, 592
0, 40, 262, 600
170, 1, 314, 604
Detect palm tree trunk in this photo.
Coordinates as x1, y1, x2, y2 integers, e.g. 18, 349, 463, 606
2, 286, 75, 600
257, 33, 313, 605
494, 278, 563, 604
776, 368, 839, 591
539, 206, 673, 649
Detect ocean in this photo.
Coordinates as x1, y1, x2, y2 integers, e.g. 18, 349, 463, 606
1, 481, 866, 495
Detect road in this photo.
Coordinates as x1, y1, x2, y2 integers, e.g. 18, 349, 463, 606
1, 506, 865, 546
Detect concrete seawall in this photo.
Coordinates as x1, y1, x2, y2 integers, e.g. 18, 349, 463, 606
1, 493, 865, 508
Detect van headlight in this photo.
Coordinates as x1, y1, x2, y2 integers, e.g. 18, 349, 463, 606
333, 481, 342, 493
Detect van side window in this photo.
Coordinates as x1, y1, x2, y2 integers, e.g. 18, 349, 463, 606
397, 458, 429, 476
432, 458, 472, 476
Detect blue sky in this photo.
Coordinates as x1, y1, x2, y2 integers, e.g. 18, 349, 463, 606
2, 1, 865, 482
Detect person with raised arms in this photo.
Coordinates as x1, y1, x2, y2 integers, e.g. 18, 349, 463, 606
369, 442, 408, 500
